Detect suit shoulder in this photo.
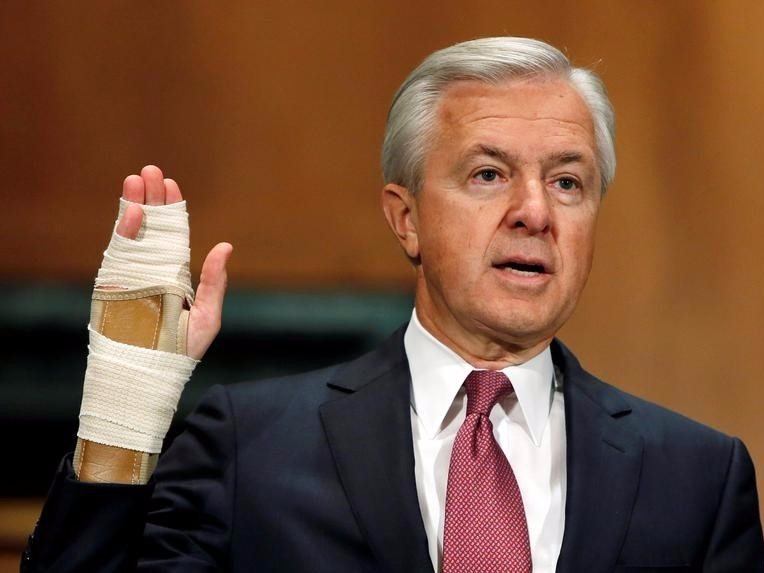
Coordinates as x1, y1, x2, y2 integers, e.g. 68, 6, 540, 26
554, 339, 738, 452
219, 362, 345, 412
609, 382, 735, 448
211, 326, 408, 419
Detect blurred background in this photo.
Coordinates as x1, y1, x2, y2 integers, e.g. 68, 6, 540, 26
2, 1, 763, 568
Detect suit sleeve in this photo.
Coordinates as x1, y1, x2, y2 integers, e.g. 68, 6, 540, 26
138, 384, 236, 571
21, 457, 154, 573
703, 437, 764, 571
21, 384, 236, 573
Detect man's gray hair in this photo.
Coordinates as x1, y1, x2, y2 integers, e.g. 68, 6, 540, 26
381, 37, 616, 194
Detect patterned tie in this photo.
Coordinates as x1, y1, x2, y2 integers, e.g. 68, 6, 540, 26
442, 370, 532, 573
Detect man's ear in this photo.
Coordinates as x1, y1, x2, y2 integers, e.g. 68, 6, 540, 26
381, 183, 420, 261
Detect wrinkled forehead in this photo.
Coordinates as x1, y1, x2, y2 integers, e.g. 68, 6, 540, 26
433, 76, 596, 135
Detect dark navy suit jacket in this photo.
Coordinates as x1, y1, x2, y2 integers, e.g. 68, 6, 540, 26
23, 329, 764, 572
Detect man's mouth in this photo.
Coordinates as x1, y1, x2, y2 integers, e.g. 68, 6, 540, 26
493, 260, 547, 276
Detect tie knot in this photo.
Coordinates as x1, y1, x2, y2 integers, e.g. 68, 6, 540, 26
464, 370, 513, 415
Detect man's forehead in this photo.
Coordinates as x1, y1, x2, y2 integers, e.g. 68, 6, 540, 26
436, 77, 594, 129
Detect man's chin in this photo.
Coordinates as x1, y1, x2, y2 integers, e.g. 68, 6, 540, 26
472, 313, 558, 348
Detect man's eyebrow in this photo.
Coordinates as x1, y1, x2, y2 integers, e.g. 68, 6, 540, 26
545, 150, 587, 165
462, 146, 588, 165
453, 146, 592, 176
461, 144, 516, 165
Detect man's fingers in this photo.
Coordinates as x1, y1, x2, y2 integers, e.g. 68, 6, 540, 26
122, 174, 145, 203
115, 203, 144, 239
142, 165, 165, 205
164, 178, 183, 204
123, 168, 181, 205
117, 168, 178, 239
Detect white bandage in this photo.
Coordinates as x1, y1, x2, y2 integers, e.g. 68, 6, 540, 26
79, 198, 198, 452
96, 198, 195, 305
79, 327, 198, 453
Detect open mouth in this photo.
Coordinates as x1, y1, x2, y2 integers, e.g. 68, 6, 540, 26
493, 260, 547, 276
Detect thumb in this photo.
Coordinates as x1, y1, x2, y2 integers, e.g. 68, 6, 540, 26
115, 203, 144, 239
187, 242, 233, 359
195, 242, 234, 313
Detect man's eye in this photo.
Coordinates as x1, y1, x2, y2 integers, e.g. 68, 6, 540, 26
556, 177, 579, 191
475, 169, 500, 183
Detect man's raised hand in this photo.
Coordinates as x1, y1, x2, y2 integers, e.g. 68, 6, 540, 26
114, 164, 233, 359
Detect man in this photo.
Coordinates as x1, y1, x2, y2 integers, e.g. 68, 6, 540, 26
23, 37, 764, 572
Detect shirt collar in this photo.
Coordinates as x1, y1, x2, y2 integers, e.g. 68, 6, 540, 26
404, 309, 555, 446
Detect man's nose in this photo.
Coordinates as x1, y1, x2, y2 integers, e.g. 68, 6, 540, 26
505, 177, 551, 235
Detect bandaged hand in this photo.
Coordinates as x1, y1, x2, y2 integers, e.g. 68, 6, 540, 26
76, 166, 232, 467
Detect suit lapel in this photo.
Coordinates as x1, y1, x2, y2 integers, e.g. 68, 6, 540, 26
553, 341, 644, 573
319, 327, 434, 573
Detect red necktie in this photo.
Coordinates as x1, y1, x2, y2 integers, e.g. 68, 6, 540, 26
442, 370, 532, 573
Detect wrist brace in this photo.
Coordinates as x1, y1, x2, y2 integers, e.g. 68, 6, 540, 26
77, 199, 198, 455
78, 326, 197, 452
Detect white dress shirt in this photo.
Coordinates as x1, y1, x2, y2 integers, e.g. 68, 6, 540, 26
404, 310, 566, 573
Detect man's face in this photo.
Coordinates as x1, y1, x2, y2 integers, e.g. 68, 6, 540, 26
384, 77, 602, 363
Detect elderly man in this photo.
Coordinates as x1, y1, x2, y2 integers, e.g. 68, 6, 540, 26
23, 37, 764, 572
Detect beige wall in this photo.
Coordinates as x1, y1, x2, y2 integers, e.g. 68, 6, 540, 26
2, 0, 763, 517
